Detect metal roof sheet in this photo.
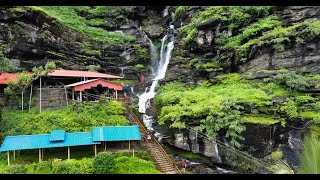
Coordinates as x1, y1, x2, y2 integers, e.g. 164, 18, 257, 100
47, 70, 123, 79
0, 132, 100, 152
93, 126, 141, 142
50, 130, 65, 141
65, 78, 123, 91
0, 73, 18, 85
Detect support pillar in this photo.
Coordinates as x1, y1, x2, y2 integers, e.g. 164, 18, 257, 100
80, 91, 82, 102
128, 140, 130, 150
94, 144, 97, 157
72, 89, 75, 100
42, 149, 44, 160
115, 90, 118, 100
7, 151, 10, 166
13, 150, 15, 161
68, 146, 70, 160
39, 149, 41, 163
39, 76, 42, 113
29, 83, 33, 112
64, 87, 68, 106
21, 91, 24, 111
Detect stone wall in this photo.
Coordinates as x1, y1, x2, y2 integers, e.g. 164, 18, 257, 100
34, 85, 67, 110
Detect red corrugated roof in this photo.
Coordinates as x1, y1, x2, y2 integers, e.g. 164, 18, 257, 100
0, 73, 18, 85
47, 70, 123, 79
65, 78, 123, 91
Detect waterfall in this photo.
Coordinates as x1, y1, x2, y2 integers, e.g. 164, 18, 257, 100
138, 34, 174, 114
162, 6, 169, 17
146, 36, 158, 75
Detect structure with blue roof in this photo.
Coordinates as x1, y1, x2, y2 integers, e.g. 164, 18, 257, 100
0, 126, 141, 165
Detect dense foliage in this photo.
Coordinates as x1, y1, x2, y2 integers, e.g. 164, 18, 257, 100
93, 152, 117, 174
115, 156, 161, 174
0, 100, 128, 140
0, 150, 160, 174
156, 72, 320, 147
27, 6, 135, 45
298, 135, 320, 174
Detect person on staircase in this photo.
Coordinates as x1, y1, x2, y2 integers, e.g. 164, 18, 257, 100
182, 159, 187, 172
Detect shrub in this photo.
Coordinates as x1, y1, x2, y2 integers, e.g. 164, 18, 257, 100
8, 164, 27, 174
93, 152, 117, 174
280, 99, 298, 119
115, 156, 161, 174
272, 71, 310, 91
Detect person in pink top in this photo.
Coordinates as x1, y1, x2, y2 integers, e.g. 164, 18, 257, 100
182, 159, 187, 172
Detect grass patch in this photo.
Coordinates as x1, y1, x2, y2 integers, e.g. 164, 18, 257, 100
242, 115, 280, 125
27, 6, 135, 45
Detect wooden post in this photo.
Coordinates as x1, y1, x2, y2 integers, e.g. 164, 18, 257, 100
80, 91, 82, 102
115, 90, 118, 100
72, 89, 75, 100
7, 151, 10, 166
128, 140, 130, 150
42, 149, 44, 160
104, 142, 106, 151
29, 83, 33, 112
133, 149, 134, 157
13, 150, 15, 161
39, 76, 42, 113
39, 149, 41, 163
68, 146, 70, 160
21, 90, 24, 111
64, 87, 68, 106
94, 144, 97, 157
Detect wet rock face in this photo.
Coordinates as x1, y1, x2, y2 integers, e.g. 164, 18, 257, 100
172, 130, 220, 162
165, 6, 320, 83
174, 133, 190, 151
276, 6, 320, 26
239, 41, 320, 74
0, 7, 169, 80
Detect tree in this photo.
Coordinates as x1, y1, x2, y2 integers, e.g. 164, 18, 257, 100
0, 52, 13, 73
93, 152, 117, 174
200, 98, 246, 148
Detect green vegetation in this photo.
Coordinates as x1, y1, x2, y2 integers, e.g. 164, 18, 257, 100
242, 115, 279, 125
269, 135, 320, 174
133, 45, 149, 59
0, 52, 13, 73
299, 111, 320, 124
280, 99, 298, 119
27, 6, 135, 45
86, 64, 101, 72
156, 73, 272, 147
0, 150, 159, 174
93, 152, 116, 174
298, 135, 320, 174
178, 6, 273, 46
115, 156, 161, 174
0, 100, 128, 140
272, 71, 310, 91
156, 71, 320, 147
172, 6, 191, 21
134, 64, 146, 71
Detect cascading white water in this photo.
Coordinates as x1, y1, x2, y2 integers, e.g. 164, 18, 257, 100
162, 6, 169, 17
138, 34, 174, 114
146, 36, 158, 75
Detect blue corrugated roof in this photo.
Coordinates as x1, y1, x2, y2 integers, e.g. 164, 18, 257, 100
92, 126, 141, 141
0, 132, 100, 152
50, 130, 65, 141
